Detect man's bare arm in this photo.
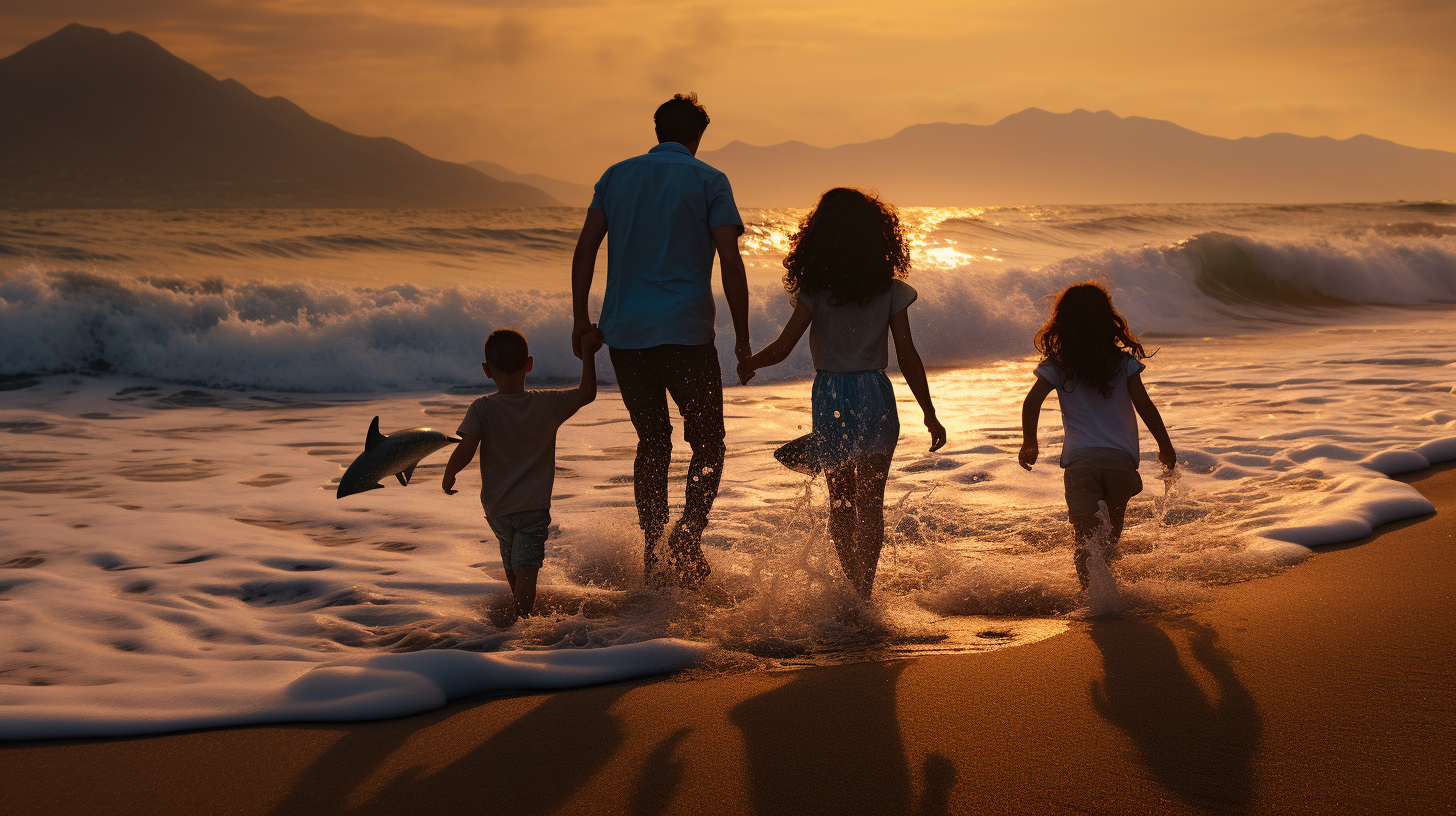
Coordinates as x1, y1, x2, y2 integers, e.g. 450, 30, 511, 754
712, 224, 751, 364
571, 209, 608, 359
576, 329, 603, 406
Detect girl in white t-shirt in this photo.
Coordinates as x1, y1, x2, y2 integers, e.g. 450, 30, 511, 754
738, 187, 946, 599
1019, 282, 1176, 590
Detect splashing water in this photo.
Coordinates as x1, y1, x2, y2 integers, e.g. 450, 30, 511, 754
1080, 501, 1127, 618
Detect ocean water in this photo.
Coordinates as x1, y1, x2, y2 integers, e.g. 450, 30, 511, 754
2, 202, 1455, 739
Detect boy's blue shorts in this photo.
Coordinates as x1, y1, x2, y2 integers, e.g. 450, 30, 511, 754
486, 508, 551, 571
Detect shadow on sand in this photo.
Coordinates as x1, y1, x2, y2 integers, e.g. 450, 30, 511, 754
269, 683, 636, 815
731, 660, 955, 815
1089, 618, 1260, 813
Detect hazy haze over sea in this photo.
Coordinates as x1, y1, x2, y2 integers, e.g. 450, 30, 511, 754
2, 201, 1455, 738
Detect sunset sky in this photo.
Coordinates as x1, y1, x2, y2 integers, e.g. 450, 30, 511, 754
2, 0, 1451, 182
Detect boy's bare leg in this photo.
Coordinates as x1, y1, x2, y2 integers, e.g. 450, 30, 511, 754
512, 567, 539, 617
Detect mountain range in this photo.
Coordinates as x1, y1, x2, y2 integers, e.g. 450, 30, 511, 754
2, 24, 1452, 209
0, 24, 557, 208
701, 109, 1456, 207
467, 161, 594, 207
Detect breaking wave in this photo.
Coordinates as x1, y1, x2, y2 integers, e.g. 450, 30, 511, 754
2, 223, 1454, 392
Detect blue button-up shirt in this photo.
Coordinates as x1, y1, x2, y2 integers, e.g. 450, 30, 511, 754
589, 142, 743, 349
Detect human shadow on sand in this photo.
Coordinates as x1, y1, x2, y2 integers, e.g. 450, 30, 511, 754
1089, 618, 1260, 813
269, 682, 635, 816
731, 660, 955, 815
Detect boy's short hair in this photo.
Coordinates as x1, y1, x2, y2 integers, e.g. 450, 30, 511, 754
484, 329, 529, 375
654, 93, 710, 145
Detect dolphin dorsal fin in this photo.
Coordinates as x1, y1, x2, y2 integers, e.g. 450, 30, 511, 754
365, 416, 387, 451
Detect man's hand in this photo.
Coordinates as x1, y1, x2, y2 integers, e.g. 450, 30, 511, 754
581, 326, 604, 356
571, 320, 597, 360
737, 357, 756, 385
926, 416, 947, 452
1018, 441, 1038, 470
1158, 446, 1178, 472
442, 471, 458, 495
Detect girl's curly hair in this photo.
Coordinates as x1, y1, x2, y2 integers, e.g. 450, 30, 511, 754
1035, 282, 1149, 397
782, 188, 911, 306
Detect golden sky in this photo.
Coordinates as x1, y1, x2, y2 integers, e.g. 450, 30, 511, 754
3, 0, 1452, 182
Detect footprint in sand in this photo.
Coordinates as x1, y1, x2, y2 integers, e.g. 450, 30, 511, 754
239, 473, 292, 487
114, 460, 220, 482
901, 457, 963, 473
89, 552, 146, 571
261, 558, 332, 571
169, 554, 216, 564
0, 554, 45, 569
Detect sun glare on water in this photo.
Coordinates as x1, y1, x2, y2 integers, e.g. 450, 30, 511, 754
742, 206, 1001, 272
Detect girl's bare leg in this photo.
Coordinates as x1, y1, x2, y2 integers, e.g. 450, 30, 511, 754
850, 453, 893, 598
826, 465, 861, 591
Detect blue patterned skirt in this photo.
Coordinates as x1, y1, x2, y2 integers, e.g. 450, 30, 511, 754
812, 369, 900, 470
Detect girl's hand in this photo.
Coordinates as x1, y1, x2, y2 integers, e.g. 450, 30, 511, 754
442, 471, 458, 495
1158, 446, 1177, 472
736, 357, 756, 385
1018, 442, 1038, 470
926, 416, 947, 452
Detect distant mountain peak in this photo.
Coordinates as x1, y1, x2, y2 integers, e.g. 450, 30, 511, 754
12, 23, 177, 65
0, 24, 558, 208
700, 108, 1456, 206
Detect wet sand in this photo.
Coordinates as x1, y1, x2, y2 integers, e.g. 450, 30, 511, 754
4, 464, 1454, 815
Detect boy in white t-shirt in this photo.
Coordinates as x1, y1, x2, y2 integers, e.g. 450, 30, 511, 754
442, 326, 603, 618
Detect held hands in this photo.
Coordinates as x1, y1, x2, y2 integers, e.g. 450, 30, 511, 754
580, 326, 604, 356
734, 338, 754, 384
926, 415, 947, 452
736, 355, 757, 385
571, 319, 597, 359
1018, 441, 1038, 470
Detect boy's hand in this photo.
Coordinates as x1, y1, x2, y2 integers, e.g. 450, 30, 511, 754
926, 416, 946, 452
1158, 446, 1178, 472
1018, 441, 1038, 470
581, 327, 604, 356
737, 357, 756, 385
571, 319, 596, 359
442, 471, 457, 495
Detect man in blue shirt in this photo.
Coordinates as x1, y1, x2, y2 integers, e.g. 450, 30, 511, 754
571, 94, 751, 588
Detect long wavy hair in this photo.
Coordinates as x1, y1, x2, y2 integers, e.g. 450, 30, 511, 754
782, 187, 910, 306
1035, 282, 1148, 397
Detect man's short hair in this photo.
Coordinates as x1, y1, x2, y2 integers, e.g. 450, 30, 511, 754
484, 329, 529, 375
654, 93, 710, 145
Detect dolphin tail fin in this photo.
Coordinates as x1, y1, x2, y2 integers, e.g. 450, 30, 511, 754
365, 416, 387, 451
396, 463, 417, 487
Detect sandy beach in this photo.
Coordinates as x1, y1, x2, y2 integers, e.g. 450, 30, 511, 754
2, 463, 1450, 815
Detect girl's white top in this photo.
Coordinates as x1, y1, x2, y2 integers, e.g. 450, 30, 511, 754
798, 280, 917, 372
1033, 351, 1146, 466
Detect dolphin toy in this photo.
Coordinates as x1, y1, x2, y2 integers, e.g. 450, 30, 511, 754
336, 416, 462, 499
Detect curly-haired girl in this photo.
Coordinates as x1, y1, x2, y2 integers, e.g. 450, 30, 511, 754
739, 187, 946, 599
1018, 282, 1176, 591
